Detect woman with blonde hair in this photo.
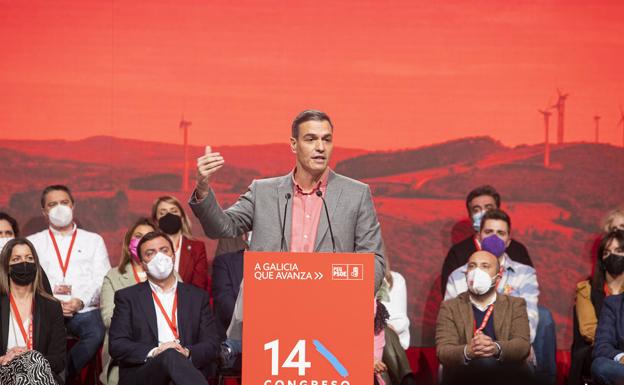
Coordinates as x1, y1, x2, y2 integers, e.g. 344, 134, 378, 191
603, 208, 624, 233
100, 217, 158, 385
0, 238, 66, 385
151, 195, 208, 291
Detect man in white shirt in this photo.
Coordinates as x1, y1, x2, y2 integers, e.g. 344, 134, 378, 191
27, 184, 110, 379
109, 231, 218, 385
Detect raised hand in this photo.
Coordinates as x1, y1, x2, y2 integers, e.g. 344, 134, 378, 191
195, 146, 225, 199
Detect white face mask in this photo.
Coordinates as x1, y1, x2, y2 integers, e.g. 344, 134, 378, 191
472, 211, 485, 232
0, 237, 14, 252
466, 268, 496, 295
146, 252, 174, 280
48, 204, 73, 228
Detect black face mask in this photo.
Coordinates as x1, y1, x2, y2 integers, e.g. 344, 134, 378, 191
9, 262, 37, 286
604, 253, 624, 276
158, 213, 183, 235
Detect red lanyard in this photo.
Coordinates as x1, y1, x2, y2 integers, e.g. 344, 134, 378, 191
49, 229, 77, 278
131, 263, 142, 284
151, 289, 179, 340
473, 303, 495, 335
9, 293, 33, 350
473, 236, 481, 250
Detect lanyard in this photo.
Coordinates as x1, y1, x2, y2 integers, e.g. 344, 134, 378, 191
473, 236, 481, 250
131, 263, 142, 284
151, 289, 179, 340
9, 293, 33, 350
49, 229, 78, 279
473, 303, 495, 335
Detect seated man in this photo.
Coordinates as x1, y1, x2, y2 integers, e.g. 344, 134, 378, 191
212, 250, 244, 342
445, 209, 539, 345
109, 231, 218, 385
441, 185, 533, 295
27, 185, 109, 379
591, 289, 624, 385
436, 250, 531, 381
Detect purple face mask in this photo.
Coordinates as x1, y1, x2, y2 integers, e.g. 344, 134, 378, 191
129, 237, 141, 263
481, 234, 506, 257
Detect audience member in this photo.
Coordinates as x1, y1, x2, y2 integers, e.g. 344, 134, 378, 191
441, 185, 533, 294
27, 184, 109, 379
603, 209, 624, 233
570, 230, 624, 385
99, 218, 155, 385
436, 250, 531, 381
0, 212, 53, 294
0, 238, 66, 385
151, 196, 209, 291
109, 231, 218, 385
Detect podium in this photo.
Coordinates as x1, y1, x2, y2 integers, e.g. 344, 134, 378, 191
242, 251, 374, 384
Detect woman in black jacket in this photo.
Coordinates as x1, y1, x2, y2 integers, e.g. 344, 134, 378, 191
0, 238, 66, 385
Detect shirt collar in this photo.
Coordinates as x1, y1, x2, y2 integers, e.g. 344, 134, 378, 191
459, 254, 515, 275
148, 278, 178, 295
469, 291, 497, 312
500, 253, 520, 273
48, 223, 77, 236
292, 167, 330, 195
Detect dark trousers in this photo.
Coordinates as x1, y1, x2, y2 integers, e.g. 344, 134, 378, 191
533, 305, 557, 385
443, 359, 539, 385
136, 349, 208, 385
65, 309, 105, 378
591, 357, 624, 385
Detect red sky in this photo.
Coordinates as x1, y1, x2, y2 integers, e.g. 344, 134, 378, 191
1, 0, 624, 150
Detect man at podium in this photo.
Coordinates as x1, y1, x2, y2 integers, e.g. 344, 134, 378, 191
189, 109, 385, 290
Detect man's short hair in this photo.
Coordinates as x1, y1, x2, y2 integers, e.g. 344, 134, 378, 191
291, 109, 333, 138
137, 230, 175, 261
480, 208, 512, 232
40, 185, 75, 208
465, 185, 501, 215
0, 212, 19, 237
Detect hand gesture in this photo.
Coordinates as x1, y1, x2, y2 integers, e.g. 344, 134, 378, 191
196, 146, 225, 198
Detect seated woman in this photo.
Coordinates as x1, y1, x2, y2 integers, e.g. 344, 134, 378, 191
151, 196, 209, 291
0, 238, 66, 385
570, 230, 624, 385
0, 212, 53, 294
100, 217, 155, 385
378, 259, 416, 385
591, 230, 624, 384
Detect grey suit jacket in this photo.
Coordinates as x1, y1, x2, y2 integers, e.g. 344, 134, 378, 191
189, 169, 385, 289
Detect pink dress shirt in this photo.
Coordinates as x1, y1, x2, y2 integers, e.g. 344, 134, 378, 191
289, 169, 329, 252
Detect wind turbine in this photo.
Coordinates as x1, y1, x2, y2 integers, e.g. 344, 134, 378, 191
538, 107, 553, 167
552, 88, 569, 145
594, 115, 601, 143
179, 117, 192, 192
618, 106, 624, 147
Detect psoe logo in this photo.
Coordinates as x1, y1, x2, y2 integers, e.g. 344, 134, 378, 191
348, 264, 363, 280
331, 265, 348, 280
332, 264, 363, 280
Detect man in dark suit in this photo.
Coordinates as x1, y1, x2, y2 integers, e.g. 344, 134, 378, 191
591, 292, 624, 385
211, 250, 244, 341
109, 231, 218, 385
440, 185, 533, 294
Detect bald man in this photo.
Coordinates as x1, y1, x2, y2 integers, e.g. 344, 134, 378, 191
436, 251, 531, 380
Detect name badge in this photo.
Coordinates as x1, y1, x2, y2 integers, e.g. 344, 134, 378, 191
53, 284, 72, 301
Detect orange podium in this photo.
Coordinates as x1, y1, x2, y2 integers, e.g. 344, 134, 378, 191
242, 251, 374, 385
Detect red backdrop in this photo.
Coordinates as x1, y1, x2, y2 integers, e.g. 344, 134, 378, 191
1, 0, 624, 348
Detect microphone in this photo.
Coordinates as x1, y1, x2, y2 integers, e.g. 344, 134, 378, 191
280, 193, 292, 252
316, 190, 336, 253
